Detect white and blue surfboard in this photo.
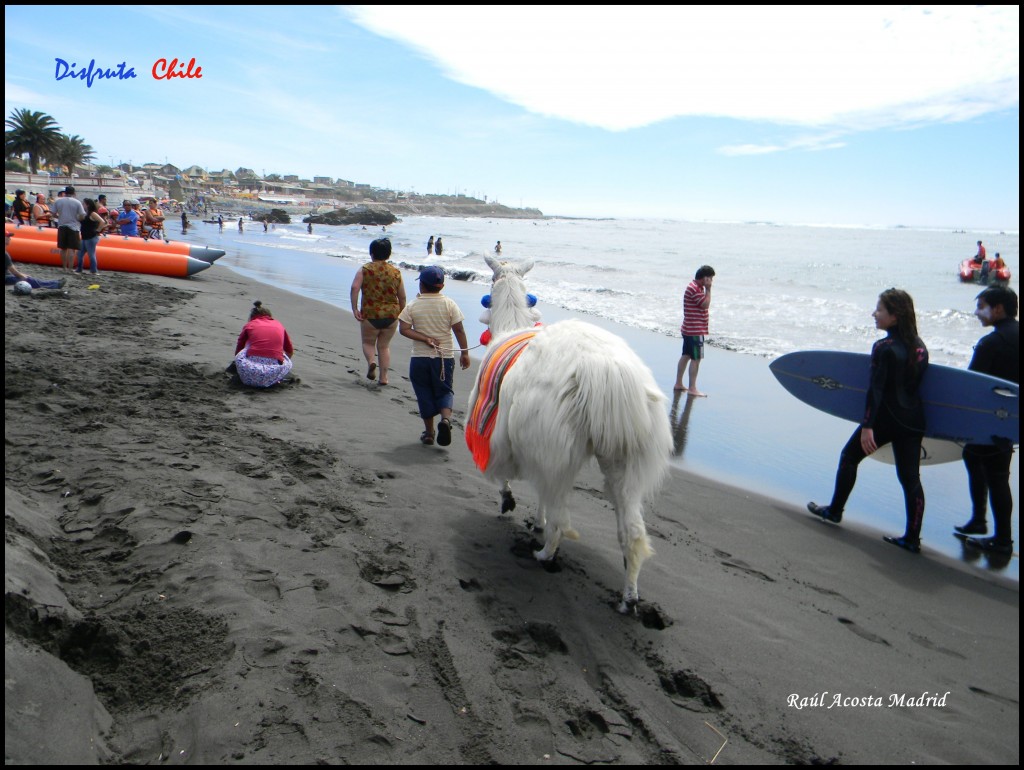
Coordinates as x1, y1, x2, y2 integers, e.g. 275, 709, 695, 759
769, 351, 1018, 448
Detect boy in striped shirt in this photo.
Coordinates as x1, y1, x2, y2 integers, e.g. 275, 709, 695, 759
673, 265, 715, 397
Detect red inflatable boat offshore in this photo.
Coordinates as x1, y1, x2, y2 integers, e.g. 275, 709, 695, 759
958, 258, 1011, 287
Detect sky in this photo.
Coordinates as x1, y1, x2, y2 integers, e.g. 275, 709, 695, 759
4, 5, 1019, 229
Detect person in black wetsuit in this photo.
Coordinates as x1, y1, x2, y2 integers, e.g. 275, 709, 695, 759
954, 287, 1019, 555
808, 288, 929, 553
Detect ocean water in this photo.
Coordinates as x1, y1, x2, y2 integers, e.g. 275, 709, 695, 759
179, 215, 1019, 578
198, 215, 1018, 365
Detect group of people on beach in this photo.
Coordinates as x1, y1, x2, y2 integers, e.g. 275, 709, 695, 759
9, 188, 167, 241
227, 237, 1018, 559
666, 259, 1017, 557
348, 238, 469, 445
804, 285, 1018, 557
233, 237, 471, 447
663, 259, 1019, 558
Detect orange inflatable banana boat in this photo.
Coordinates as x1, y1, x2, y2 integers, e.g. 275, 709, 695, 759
6, 233, 212, 277
4, 223, 225, 262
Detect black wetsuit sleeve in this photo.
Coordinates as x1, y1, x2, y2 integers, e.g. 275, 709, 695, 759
863, 341, 891, 428
968, 334, 995, 375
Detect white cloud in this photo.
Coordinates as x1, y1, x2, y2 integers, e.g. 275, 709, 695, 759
719, 136, 847, 156
348, 5, 1019, 132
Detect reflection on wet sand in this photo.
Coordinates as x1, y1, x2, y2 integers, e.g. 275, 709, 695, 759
670, 389, 699, 457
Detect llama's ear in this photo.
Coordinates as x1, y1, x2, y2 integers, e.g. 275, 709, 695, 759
517, 259, 535, 276
484, 255, 501, 276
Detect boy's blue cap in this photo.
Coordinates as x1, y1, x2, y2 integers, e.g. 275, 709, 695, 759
420, 266, 445, 286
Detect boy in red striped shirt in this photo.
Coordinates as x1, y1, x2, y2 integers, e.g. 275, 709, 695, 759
673, 265, 715, 397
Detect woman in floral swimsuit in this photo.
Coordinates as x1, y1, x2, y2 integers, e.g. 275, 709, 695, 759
350, 238, 406, 386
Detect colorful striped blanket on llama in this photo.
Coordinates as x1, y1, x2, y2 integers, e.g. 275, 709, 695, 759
465, 329, 538, 471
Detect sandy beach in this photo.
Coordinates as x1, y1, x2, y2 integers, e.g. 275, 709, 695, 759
5, 264, 1019, 764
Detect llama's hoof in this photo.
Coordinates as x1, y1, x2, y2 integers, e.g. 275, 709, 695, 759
617, 599, 639, 616
501, 495, 516, 513
534, 547, 555, 562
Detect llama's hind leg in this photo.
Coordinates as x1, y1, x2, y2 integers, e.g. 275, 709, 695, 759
618, 527, 653, 614
599, 457, 654, 614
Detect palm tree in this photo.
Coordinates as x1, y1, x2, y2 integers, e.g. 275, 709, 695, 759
5, 108, 62, 174
51, 134, 96, 176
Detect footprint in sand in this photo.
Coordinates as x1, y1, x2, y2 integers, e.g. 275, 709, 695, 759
458, 577, 483, 592
805, 583, 858, 608
837, 617, 890, 646
357, 559, 415, 592
908, 632, 965, 659
721, 559, 775, 582
968, 686, 1018, 707
492, 621, 568, 656
658, 668, 725, 711
637, 603, 672, 630
244, 572, 282, 602
376, 631, 411, 656
370, 607, 411, 627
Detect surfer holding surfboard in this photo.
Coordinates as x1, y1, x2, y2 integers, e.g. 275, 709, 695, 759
807, 289, 929, 553
956, 286, 1019, 556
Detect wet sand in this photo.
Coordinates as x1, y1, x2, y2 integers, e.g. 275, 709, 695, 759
5, 264, 1019, 764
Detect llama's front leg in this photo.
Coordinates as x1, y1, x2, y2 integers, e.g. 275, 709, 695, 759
618, 585, 639, 615
499, 481, 516, 513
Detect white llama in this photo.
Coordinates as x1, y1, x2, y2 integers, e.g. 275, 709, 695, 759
467, 257, 672, 613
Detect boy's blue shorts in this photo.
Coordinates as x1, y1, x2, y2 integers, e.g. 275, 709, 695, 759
410, 357, 455, 418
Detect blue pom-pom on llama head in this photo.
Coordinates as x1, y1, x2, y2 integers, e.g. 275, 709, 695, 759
481, 293, 537, 309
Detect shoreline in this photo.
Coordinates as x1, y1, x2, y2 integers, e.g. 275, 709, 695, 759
5, 264, 1019, 764
213, 238, 1020, 582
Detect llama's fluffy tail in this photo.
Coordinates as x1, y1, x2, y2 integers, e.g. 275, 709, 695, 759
562, 323, 673, 498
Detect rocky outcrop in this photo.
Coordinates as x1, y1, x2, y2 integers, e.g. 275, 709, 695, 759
259, 208, 291, 224
304, 208, 398, 226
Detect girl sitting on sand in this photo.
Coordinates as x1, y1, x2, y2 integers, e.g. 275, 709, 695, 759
232, 301, 295, 388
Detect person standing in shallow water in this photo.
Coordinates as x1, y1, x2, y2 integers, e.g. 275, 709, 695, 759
807, 288, 929, 554
673, 265, 715, 396
350, 238, 406, 386
434, 237, 443, 256
427, 235, 434, 256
